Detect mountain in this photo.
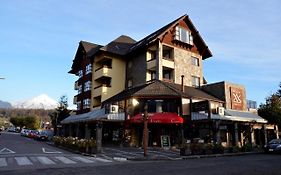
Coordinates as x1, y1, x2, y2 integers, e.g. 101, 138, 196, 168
13, 94, 58, 110
0, 100, 12, 109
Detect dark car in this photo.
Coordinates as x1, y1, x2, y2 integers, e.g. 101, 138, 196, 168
264, 139, 281, 153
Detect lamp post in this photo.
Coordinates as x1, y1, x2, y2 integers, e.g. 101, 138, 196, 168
143, 102, 148, 157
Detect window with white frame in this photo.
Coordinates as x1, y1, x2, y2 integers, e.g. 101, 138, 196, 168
84, 81, 92, 92
77, 101, 81, 110
83, 99, 91, 109
192, 76, 200, 87
85, 64, 92, 74
78, 70, 83, 78
174, 26, 193, 45
78, 85, 82, 94
191, 56, 199, 66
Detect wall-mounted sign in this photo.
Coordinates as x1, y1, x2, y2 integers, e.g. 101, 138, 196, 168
160, 135, 170, 149
230, 87, 244, 110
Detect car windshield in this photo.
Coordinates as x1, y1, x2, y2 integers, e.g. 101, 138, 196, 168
269, 139, 281, 144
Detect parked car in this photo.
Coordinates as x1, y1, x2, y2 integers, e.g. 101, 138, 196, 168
21, 129, 30, 137
27, 130, 38, 138
7, 127, 16, 132
264, 139, 281, 153
34, 131, 49, 141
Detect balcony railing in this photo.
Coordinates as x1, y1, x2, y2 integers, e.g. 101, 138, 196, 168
93, 84, 111, 97
94, 66, 112, 80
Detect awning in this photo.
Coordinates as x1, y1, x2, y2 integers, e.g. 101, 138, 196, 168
224, 109, 267, 123
192, 112, 231, 121
131, 113, 183, 124
191, 110, 267, 123
61, 108, 126, 124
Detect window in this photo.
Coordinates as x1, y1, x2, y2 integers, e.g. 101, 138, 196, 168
163, 69, 173, 82
78, 70, 83, 78
191, 56, 199, 66
192, 76, 200, 87
127, 79, 133, 88
78, 85, 82, 94
174, 26, 193, 45
147, 50, 156, 61
77, 101, 81, 110
85, 64, 92, 74
83, 99, 91, 109
84, 81, 92, 92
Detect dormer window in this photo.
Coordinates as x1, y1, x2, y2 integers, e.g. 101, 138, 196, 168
174, 26, 193, 45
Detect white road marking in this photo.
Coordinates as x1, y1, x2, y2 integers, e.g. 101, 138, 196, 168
0, 158, 7, 167
0, 148, 16, 154
15, 157, 33, 166
93, 157, 113, 163
42, 147, 62, 154
72, 156, 95, 163
55, 156, 77, 164
37, 156, 56, 165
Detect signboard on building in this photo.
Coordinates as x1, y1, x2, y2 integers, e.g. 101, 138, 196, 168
230, 87, 244, 110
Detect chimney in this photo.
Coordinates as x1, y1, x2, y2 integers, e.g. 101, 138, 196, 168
181, 75, 184, 92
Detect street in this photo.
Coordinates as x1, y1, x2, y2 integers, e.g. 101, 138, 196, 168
1, 132, 281, 175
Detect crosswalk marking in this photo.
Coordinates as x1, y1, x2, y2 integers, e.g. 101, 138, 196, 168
72, 156, 95, 163
0, 155, 114, 167
37, 156, 56, 165
91, 157, 113, 163
0, 158, 7, 167
15, 157, 33, 166
55, 156, 76, 164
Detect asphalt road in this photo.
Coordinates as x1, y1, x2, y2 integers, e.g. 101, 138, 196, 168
1, 132, 281, 175
0, 132, 121, 173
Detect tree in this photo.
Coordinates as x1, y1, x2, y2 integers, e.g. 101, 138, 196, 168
10, 116, 40, 129
258, 83, 281, 127
49, 95, 70, 135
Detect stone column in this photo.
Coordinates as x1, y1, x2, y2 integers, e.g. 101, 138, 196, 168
215, 121, 221, 144
69, 124, 73, 137
96, 122, 103, 153
263, 124, 268, 145
226, 132, 230, 147
251, 126, 255, 147
76, 123, 80, 138
85, 123, 91, 139
275, 125, 279, 139
234, 123, 239, 146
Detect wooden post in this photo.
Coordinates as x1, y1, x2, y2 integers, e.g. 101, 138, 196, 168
143, 103, 148, 157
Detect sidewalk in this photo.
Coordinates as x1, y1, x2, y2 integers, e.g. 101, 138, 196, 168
46, 141, 263, 161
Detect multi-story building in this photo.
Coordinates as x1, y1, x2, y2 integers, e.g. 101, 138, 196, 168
63, 14, 278, 149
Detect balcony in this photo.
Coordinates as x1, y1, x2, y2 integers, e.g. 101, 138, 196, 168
73, 96, 77, 104
147, 59, 156, 70
94, 66, 112, 81
74, 81, 79, 90
162, 58, 174, 69
93, 84, 111, 98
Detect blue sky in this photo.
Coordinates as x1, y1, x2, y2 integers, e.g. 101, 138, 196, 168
0, 0, 280, 107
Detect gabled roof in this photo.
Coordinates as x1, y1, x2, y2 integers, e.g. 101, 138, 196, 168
128, 14, 212, 59
69, 41, 102, 74
102, 80, 223, 105
100, 35, 136, 55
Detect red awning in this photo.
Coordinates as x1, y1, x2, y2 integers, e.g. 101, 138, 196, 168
130, 113, 183, 124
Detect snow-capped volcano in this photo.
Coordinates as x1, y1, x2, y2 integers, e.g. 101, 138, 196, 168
13, 94, 58, 110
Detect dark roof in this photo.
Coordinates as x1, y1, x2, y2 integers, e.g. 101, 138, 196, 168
128, 14, 212, 59
102, 80, 223, 105
100, 35, 136, 55
80, 41, 103, 57
69, 41, 102, 74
